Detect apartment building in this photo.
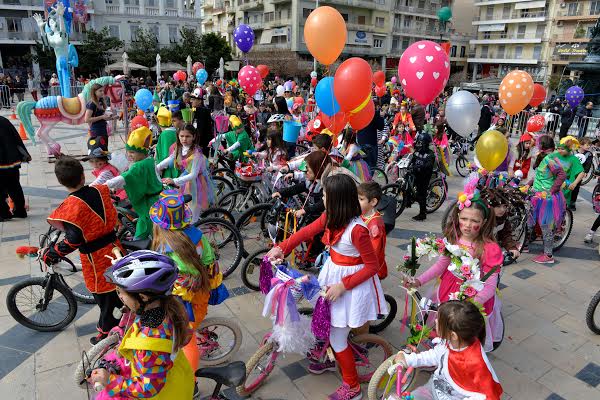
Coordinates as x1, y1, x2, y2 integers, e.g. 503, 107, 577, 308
549, 0, 600, 79
468, 0, 549, 82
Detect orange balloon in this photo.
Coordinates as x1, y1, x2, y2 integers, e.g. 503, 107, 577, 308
334, 57, 373, 112
304, 6, 347, 65
349, 100, 375, 130
498, 70, 534, 115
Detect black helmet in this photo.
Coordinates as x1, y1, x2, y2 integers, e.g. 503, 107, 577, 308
414, 131, 432, 149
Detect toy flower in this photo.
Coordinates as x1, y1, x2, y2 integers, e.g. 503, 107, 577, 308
403, 255, 410, 261
463, 286, 478, 298
415, 324, 422, 331
443, 239, 462, 257
456, 191, 473, 210
448, 292, 459, 301
463, 279, 484, 292
460, 265, 471, 275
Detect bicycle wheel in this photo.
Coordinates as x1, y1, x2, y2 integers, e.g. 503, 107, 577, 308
194, 218, 243, 278
6, 276, 77, 332
553, 208, 573, 251
381, 183, 406, 218
54, 257, 96, 304
371, 167, 388, 186
217, 188, 247, 213
236, 203, 272, 257
200, 207, 235, 225
455, 155, 469, 177
74, 333, 120, 385
440, 202, 454, 231
212, 167, 237, 185
426, 178, 446, 214
586, 290, 600, 335
236, 341, 278, 397
241, 247, 271, 291
212, 175, 235, 202
198, 317, 243, 366
369, 294, 398, 334
582, 163, 596, 185
367, 354, 417, 400
352, 334, 393, 383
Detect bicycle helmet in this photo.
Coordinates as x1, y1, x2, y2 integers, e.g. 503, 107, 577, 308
414, 131, 432, 151
104, 250, 178, 295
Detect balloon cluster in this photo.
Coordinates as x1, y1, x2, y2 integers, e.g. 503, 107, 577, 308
173, 70, 186, 82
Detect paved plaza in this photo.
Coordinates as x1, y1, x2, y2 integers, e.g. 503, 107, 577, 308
0, 113, 600, 400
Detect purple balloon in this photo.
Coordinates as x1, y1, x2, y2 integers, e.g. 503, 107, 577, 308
565, 85, 584, 109
234, 24, 255, 53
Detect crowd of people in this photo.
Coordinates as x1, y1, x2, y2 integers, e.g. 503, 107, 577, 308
2, 69, 600, 400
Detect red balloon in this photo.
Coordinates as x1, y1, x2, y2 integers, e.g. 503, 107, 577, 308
334, 58, 373, 112
375, 85, 386, 97
256, 64, 270, 79
373, 70, 385, 87
130, 115, 149, 132
311, 77, 318, 87
192, 62, 204, 75
323, 111, 348, 134
440, 42, 451, 55
349, 100, 375, 130
529, 84, 546, 107
526, 114, 545, 133
294, 96, 304, 105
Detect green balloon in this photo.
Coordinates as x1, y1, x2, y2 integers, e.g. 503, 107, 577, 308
437, 6, 452, 22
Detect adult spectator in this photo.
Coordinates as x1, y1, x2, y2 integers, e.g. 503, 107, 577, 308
84, 83, 115, 140
559, 101, 575, 139
12, 75, 25, 102
27, 73, 39, 101
191, 93, 213, 156
0, 116, 31, 220
410, 100, 426, 132
208, 85, 224, 113
548, 98, 563, 134
357, 110, 385, 170
577, 101, 594, 137
477, 95, 494, 137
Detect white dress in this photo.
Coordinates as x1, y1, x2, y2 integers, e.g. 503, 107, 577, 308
318, 217, 389, 328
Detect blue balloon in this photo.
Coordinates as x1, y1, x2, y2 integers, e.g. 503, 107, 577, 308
315, 77, 340, 117
196, 69, 208, 85
134, 88, 153, 111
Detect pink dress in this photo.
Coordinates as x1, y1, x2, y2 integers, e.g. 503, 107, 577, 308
417, 239, 503, 351
91, 164, 127, 201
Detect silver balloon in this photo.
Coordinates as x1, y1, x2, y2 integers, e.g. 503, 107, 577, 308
445, 91, 481, 137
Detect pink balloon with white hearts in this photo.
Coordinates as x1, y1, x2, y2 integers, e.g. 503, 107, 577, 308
238, 65, 263, 97
397, 40, 450, 105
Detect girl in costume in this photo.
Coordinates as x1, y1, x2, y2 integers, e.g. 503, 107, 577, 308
433, 110, 451, 173
341, 128, 372, 182
157, 124, 215, 222
392, 301, 503, 400
392, 103, 416, 134
213, 115, 254, 163
556, 136, 585, 209
523, 135, 566, 264
150, 190, 228, 378
404, 182, 503, 351
268, 174, 388, 400
84, 136, 127, 201
90, 250, 194, 398
510, 132, 534, 179
255, 128, 288, 172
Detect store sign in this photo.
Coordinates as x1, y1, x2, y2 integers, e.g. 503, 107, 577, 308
346, 30, 372, 46
553, 43, 588, 57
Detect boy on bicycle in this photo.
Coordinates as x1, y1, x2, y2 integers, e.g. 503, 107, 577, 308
43, 156, 123, 345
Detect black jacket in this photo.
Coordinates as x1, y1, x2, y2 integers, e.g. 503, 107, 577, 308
478, 105, 494, 131
193, 106, 213, 150
278, 181, 324, 223
0, 116, 31, 168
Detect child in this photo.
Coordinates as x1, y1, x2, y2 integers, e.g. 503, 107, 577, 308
392, 301, 503, 400
555, 136, 584, 211
485, 188, 521, 260
405, 189, 503, 351
157, 124, 215, 222
357, 182, 387, 280
392, 103, 416, 134
268, 174, 388, 400
570, 137, 593, 210
524, 135, 566, 263
511, 132, 534, 179
84, 137, 127, 201
409, 132, 436, 221
93, 250, 194, 398
255, 128, 288, 172
43, 156, 123, 345
217, 115, 254, 163
392, 123, 413, 157
106, 127, 164, 239
155, 108, 184, 179
150, 191, 214, 377
341, 128, 371, 182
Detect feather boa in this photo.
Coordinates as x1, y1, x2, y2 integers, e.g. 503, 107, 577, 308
269, 314, 315, 355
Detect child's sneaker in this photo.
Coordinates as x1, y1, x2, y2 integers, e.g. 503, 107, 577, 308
308, 359, 337, 374
327, 383, 362, 400
585, 233, 595, 244
532, 254, 554, 264
90, 332, 108, 345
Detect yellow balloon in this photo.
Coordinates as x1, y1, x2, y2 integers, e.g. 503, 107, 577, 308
475, 130, 508, 171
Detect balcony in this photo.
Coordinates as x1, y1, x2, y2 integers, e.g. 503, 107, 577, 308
473, 10, 546, 24
264, 18, 292, 29
394, 4, 440, 16
552, 33, 590, 43
555, 9, 599, 21
165, 8, 178, 17
0, 31, 38, 42
237, 0, 263, 11
271, 0, 291, 3
125, 5, 141, 15
467, 52, 539, 65
392, 24, 447, 38
256, 42, 291, 50
473, 0, 539, 5
243, 18, 264, 31
0, 0, 44, 9
182, 9, 195, 18
106, 4, 120, 13
470, 32, 542, 44
146, 7, 160, 16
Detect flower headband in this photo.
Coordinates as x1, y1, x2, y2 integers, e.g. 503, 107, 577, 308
456, 189, 489, 218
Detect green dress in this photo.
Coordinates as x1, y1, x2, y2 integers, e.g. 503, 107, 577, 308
224, 129, 254, 162
554, 152, 584, 204
122, 157, 163, 239
155, 127, 179, 179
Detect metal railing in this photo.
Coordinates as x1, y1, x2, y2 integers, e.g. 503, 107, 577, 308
473, 32, 541, 41
0, 31, 38, 41
0, 85, 13, 108
0, 0, 44, 6
502, 110, 600, 139
394, 4, 440, 15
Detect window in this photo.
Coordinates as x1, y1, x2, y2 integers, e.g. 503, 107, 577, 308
486, 5, 494, 19
450, 45, 457, 57
340, 13, 349, 22
166, 0, 175, 8
375, 17, 385, 27
481, 45, 488, 58
374, 38, 384, 48
302, 8, 313, 18
402, 38, 410, 49
514, 46, 523, 58
149, 24, 159, 39
592, 1, 600, 14
532, 45, 541, 59
567, 2, 579, 16
497, 45, 505, 58
124, 0, 139, 5
392, 37, 399, 50
403, 15, 412, 28
535, 24, 544, 38
460, 46, 466, 58
169, 25, 178, 43
147, 0, 156, 6
418, 0, 425, 8
502, 4, 510, 18
517, 24, 526, 38
357, 15, 366, 25
108, 24, 120, 39
130, 24, 140, 41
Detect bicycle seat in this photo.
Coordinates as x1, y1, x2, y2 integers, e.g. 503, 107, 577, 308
195, 361, 246, 387
121, 239, 151, 251
183, 194, 192, 203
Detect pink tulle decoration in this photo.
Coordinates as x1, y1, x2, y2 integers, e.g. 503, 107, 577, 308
311, 296, 331, 340
259, 256, 274, 294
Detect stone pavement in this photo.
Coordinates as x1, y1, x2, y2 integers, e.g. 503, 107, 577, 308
0, 113, 599, 399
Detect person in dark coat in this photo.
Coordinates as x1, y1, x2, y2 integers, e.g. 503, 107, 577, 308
357, 111, 384, 170
410, 101, 426, 132
577, 102, 594, 137
0, 116, 31, 221
477, 97, 494, 137
191, 94, 213, 156
559, 102, 575, 139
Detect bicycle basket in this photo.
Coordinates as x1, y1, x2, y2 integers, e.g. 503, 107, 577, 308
235, 164, 263, 182
275, 266, 304, 302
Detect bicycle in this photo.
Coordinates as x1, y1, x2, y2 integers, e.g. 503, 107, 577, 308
450, 134, 476, 177
586, 289, 600, 335
236, 264, 393, 397
581, 145, 600, 185
195, 361, 247, 400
